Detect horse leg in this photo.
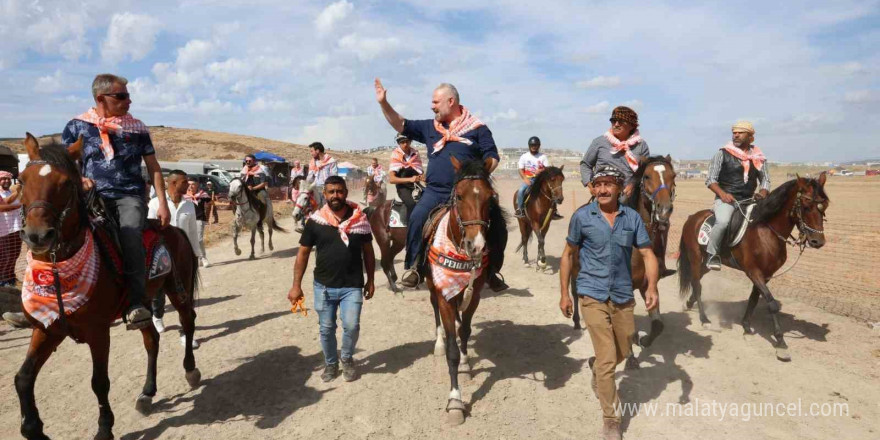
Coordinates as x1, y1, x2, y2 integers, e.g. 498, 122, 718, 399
537, 228, 549, 271
135, 325, 160, 415
232, 222, 241, 256
431, 290, 445, 356
268, 219, 274, 252
741, 286, 761, 335
518, 219, 530, 266
570, 253, 582, 330
15, 329, 64, 440
381, 246, 401, 294
438, 294, 466, 425
249, 228, 257, 260
258, 223, 266, 254
87, 328, 115, 440
167, 279, 201, 387
457, 294, 480, 374
639, 287, 664, 347
750, 277, 789, 361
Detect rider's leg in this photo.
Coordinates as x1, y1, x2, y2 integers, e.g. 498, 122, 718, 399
402, 189, 446, 287
706, 198, 735, 270
486, 196, 509, 291
106, 196, 151, 329
397, 185, 416, 224
515, 183, 528, 217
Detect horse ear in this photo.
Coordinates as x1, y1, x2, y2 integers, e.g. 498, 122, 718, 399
818, 171, 827, 187
450, 155, 462, 172
66, 135, 83, 161
559, 164, 565, 172
665, 154, 672, 163
24, 132, 40, 160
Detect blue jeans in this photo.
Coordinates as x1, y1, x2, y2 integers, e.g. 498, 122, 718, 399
313, 281, 364, 365
516, 182, 531, 210
404, 188, 450, 269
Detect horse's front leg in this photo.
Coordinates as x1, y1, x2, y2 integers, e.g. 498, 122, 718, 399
232, 221, 241, 256
87, 328, 115, 440
257, 223, 266, 254
15, 329, 65, 440
750, 276, 789, 361
438, 296, 466, 425
268, 219, 274, 252
457, 291, 481, 374
249, 228, 257, 260
135, 325, 160, 415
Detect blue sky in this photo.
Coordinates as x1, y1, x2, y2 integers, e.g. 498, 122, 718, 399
1, 0, 878, 161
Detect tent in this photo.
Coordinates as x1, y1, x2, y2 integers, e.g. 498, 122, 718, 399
254, 151, 286, 162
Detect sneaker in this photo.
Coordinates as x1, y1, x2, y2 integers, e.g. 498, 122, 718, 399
2, 312, 32, 329
200, 257, 211, 268
706, 255, 722, 271
400, 268, 420, 288
487, 273, 509, 292
341, 358, 357, 382
125, 305, 152, 330
588, 356, 598, 398
152, 316, 166, 333
180, 333, 200, 349
321, 363, 339, 382
514, 208, 525, 219
551, 211, 564, 220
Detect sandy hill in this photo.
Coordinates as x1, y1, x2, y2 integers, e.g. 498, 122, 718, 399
0, 126, 374, 168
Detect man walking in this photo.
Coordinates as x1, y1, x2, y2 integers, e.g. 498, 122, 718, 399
559, 166, 659, 440
185, 178, 211, 268
306, 142, 338, 207
705, 121, 770, 270
62, 73, 170, 330
0, 172, 23, 286
363, 157, 386, 203
288, 176, 375, 382
374, 78, 508, 291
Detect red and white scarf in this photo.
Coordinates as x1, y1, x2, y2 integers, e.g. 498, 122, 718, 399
309, 154, 336, 172
432, 106, 484, 154
185, 190, 208, 202
74, 108, 149, 160
722, 142, 766, 182
241, 164, 266, 177
308, 201, 371, 247
390, 147, 423, 174
22, 230, 100, 329
428, 212, 489, 301
604, 129, 642, 172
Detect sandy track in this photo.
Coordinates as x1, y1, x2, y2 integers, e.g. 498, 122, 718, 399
1, 181, 877, 440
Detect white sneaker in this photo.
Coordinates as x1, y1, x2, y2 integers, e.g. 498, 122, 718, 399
180, 334, 200, 349
200, 257, 211, 268
152, 316, 166, 333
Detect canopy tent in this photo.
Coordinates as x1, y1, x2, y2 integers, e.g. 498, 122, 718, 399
254, 151, 286, 162
337, 161, 359, 169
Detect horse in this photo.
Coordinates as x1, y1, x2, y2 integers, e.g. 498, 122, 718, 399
569, 156, 677, 364
426, 156, 496, 426
228, 177, 286, 259
513, 166, 565, 272
364, 174, 386, 207
678, 174, 829, 361
290, 176, 316, 233
14, 134, 200, 440
362, 175, 406, 294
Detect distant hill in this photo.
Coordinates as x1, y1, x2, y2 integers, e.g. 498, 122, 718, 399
0, 126, 374, 168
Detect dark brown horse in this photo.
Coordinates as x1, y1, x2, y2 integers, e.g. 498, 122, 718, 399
514, 166, 565, 272
426, 157, 495, 426
14, 134, 200, 440
678, 174, 829, 361
362, 177, 406, 294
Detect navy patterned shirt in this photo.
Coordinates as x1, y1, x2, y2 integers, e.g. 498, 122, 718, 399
62, 119, 155, 199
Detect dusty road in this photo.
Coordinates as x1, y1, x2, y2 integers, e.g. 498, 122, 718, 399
0, 180, 877, 440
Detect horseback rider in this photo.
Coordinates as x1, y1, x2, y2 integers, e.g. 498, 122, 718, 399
306, 142, 339, 207
387, 134, 425, 224
705, 120, 770, 270
374, 78, 509, 291
580, 106, 650, 203
363, 157, 386, 203
514, 136, 563, 220
61, 73, 170, 330
240, 154, 270, 205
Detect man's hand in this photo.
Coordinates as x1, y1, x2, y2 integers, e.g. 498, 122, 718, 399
156, 203, 171, 228
623, 183, 634, 197
364, 279, 375, 300
81, 177, 95, 192
560, 293, 573, 318
719, 191, 736, 204
288, 284, 304, 306
644, 287, 659, 311
11, 182, 22, 193
375, 78, 387, 103
755, 189, 769, 200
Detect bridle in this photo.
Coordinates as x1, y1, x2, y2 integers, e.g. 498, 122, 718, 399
768, 188, 826, 249
540, 179, 564, 204
449, 174, 491, 265
19, 160, 80, 257
639, 164, 676, 229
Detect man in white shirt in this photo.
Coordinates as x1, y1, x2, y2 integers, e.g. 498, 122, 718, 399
148, 170, 202, 348
515, 136, 562, 220
0, 171, 23, 286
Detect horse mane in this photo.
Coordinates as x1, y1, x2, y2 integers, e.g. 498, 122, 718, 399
531, 166, 563, 192
234, 177, 265, 214
752, 178, 828, 224
36, 142, 88, 226
627, 155, 673, 209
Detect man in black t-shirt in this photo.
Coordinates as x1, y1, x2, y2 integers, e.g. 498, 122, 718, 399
288, 176, 375, 383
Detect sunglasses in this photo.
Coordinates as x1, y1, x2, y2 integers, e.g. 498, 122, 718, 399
610, 118, 630, 125
102, 92, 130, 100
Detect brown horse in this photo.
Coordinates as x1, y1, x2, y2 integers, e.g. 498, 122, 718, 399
14, 134, 200, 440
426, 157, 495, 426
513, 166, 565, 272
678, 174, 829, 361
362, 178, 406, 294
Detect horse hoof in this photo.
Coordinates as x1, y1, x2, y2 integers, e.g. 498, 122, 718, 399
135, 393, 153, 415
701, 322, 718, 332
446, 409, 466, 426
93, 429, 114, 440
186, 368, 202, 388
523, 262, 531, 267
742, 325, 755, 335
269, 244, 274, 251
624, 356, 640, 370
248, 255, 255, 261
458, 359, 471, 373
775, 348, 792, 362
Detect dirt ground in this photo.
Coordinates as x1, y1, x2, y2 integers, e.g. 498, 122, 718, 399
0, 179, 878, 440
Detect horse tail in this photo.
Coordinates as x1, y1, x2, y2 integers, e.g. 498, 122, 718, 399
515, 232, 530, 253
271, 219, 288, 233
677, 220, 693, 301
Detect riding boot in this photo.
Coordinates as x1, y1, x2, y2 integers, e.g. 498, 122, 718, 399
551, 204, 564, 220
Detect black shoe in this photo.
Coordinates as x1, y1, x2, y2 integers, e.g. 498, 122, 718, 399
514, 209, 525, 218
341, 358, 357, 382
321, 363, 339, 382
2, 312, 32, 329
487, 273, 508, 292
125, 305, 152, 330
706, 255, 722, 271
400, 268, 420, 288
551, 211, 564, 220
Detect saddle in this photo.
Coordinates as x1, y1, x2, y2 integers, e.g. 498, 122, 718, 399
388, 200, 408, 228
697, 200, 756, 251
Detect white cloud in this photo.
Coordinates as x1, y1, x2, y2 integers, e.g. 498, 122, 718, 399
315, 0, 354, 34
34, 70, 69, 93
487, 108, 518, 123
176, 40, 214, 71
101, 13, 162, 64
586, 101, 611, 114
24, 13, 91, 61
575, 76, 621, 89
621, 99, 643, 111
844, 90, 880, 104
248, 97, 292, 112
338, 34, 401, 61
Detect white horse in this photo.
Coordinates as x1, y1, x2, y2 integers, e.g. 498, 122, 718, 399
291, 178, 317, 233
228, 178, 286, 259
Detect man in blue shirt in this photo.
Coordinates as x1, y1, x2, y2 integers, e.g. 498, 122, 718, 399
374, 79, 508, 291
559, 166, 659, 440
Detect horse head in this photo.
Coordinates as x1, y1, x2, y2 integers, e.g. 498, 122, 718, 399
793, 173, 829, 249
449, 156, 494, 263
539, 165, 565, 204
637, 155, 676, 231
18, 133, 85, 257
292, 179, 315, 222
228, 177, 244, 201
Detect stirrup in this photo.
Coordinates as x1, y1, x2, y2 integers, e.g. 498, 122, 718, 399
125, 305, 152, 330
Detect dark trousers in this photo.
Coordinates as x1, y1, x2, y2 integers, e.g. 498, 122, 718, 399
102, 196, 147, 308
0, 231, 22, 283
395, 167, 421, 224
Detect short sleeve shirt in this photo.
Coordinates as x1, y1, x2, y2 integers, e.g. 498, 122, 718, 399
62, 119, 155, 200
518, 152, 550, 179
401, 119, 500, 193
299, 209, 373, 288
565, 201, 651, 304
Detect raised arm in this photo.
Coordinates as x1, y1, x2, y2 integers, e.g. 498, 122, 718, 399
375, 78, 405, 133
